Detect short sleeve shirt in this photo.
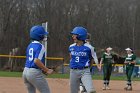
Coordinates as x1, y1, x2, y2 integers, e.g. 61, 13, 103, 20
102, 52, 114, 65
25, 41, 46, 69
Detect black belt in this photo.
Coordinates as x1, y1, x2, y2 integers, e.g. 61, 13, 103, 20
71, 66, 89, 70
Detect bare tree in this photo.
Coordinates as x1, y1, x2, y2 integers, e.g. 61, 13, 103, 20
0, 0, 140, 70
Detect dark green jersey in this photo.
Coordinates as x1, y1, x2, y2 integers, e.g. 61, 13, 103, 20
102, 52, 114, 65
125, 54, 136, 66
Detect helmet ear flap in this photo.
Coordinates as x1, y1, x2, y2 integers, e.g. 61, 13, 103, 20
76, 35, 85, 41
76, 35, 80, 40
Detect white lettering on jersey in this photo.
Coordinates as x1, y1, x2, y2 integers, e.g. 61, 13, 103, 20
71, 51, 87, 56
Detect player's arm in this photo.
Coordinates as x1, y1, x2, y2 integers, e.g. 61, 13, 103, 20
99, 58, 103, 69
89, 58, 94, 68
130, 56, 136, 64
90, 47, 99, 65
34, 58, 53, 74
130, 60, 136, 64
124, 55, 130, 64
92, 52, 100, 69
34, 45, 53, 74
131, 55, 136, 64
99, 58, 103, 66
34, 58, 49, 72
124, 57, 128, 64
124, 60, 136, 65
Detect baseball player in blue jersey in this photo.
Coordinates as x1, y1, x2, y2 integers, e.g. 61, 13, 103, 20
69, 27, 99, 93
22, 25, 53, 93
79, 33, 99, 93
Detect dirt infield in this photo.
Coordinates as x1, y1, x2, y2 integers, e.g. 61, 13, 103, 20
0, 77, 140, 93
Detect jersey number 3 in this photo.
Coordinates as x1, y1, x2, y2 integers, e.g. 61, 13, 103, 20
75, 56, 79, 63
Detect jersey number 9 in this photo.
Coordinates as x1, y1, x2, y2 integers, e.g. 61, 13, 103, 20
29, 48, 34, 61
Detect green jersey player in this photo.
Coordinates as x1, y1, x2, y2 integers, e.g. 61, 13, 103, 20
99, 47, 115, 90
124, 48, 136, 91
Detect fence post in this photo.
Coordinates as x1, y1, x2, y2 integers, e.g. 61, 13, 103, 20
61, 59, 64, 74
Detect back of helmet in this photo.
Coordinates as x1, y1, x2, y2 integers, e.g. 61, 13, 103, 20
30, 25, 48, 41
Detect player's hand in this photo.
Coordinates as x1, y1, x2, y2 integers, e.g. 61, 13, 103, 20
99, 66, 102, 71
46, 69, 53, 74
124, 61, 128, 64
97, 64, 101, 71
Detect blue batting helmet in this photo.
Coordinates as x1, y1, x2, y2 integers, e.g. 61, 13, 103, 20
71, 27, 87, 41
30, 25, 48, 41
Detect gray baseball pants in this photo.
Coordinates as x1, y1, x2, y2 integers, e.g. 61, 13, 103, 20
22, 67, 50, 93
70, 68, 96, 93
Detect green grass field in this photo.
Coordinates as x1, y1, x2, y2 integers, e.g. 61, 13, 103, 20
0, 71, 140, 81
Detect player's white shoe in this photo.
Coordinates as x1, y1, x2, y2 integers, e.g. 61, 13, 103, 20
124, 85, 128, 90
102, 84, 106, 90
79, 85, 84, 92
127, 86, 132, 91
79, 85, 87, 93
106, 85, 111, 90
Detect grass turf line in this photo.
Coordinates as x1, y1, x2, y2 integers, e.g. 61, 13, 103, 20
0, 71, 139, 81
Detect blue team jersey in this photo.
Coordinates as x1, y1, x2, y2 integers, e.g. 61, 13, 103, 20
25, 41, 45, 69
69, 43, 93, 68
